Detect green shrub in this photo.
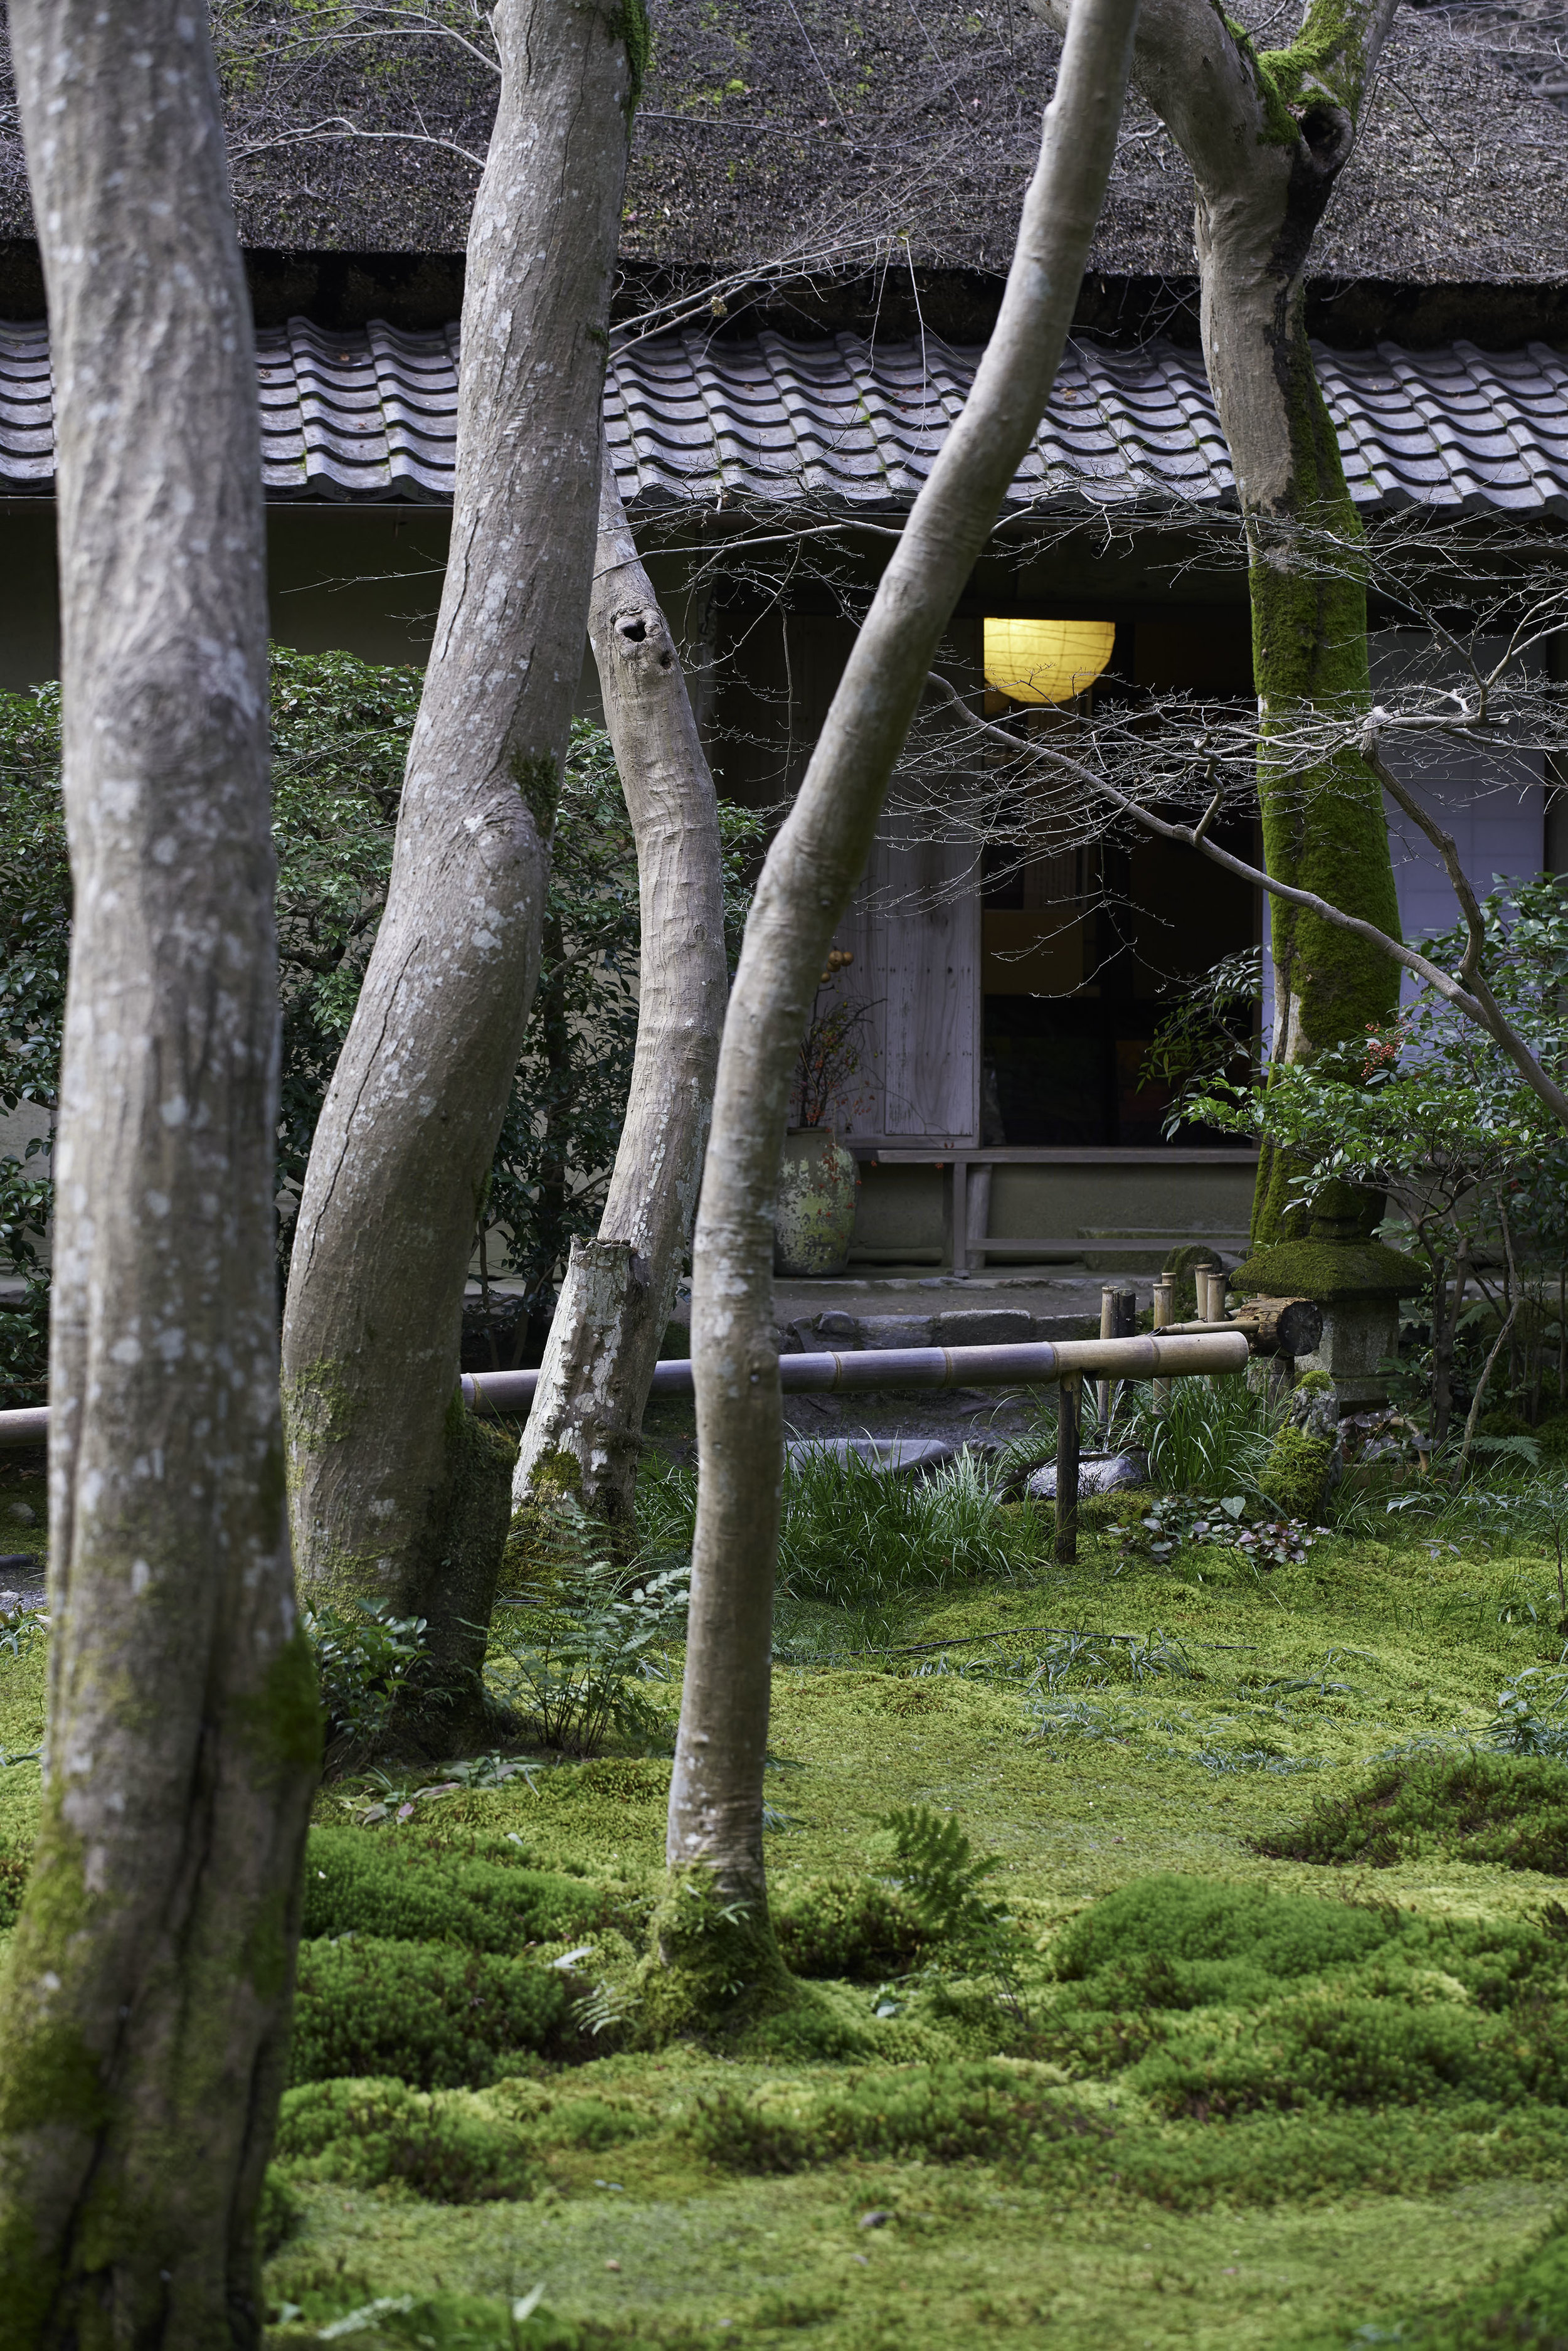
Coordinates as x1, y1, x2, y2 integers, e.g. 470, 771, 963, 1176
275, 2077, 539, 2202
1478, 1408, 1534, 1440
686, 2060, 1104, 2175
301, 1826, 608, 1951
1538, 1414, 1568, 1463
289, 1936, 567, 2089
1258, 1426, 1334, 1522
1256, 1751, 1568, 1872
771, 1874, 924, 1977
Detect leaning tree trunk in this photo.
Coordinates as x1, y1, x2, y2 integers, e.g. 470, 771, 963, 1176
511, 455, 727, 1539
0, 4, 318, 2340
280, 0, 637, 1748
1031, 0, 1404, 1244
659, 0, 1140, 1985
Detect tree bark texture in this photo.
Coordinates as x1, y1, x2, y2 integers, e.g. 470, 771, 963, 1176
1030, 0, 1405, 1243
280, 0, 635, 1736
667, 0, 1140, 1906
512, 460, 727, 1536
0, 6, 318, 2342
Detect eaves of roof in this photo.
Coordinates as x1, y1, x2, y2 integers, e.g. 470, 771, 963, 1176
3, 319, 1567, 521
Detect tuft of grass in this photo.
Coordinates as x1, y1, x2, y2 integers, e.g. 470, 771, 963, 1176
776, 1446, 1047, 1627
638, 1447, 1051, 1640
1126, 1372, 1282, 1500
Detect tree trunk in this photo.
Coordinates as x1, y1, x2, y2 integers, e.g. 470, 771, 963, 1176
0, 5, 318, 2340
512, 460, 727, 1537
280, 0, 636, 1749
1030, 0, 1405, 1244
664, 0, 1139, 1934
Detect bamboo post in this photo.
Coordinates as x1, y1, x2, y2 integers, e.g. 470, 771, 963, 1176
1097, 1283, 1116, 1433
1055, 1371, 1081, 1564
1153, 1275, 1173, 1409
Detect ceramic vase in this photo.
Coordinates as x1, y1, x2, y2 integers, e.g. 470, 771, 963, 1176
773, 1127, 859, 1279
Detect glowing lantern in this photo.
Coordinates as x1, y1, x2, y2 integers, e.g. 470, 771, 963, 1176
983, 617, 1116, 705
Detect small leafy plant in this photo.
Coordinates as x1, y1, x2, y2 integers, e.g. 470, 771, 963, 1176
874, 1803, 1031, 2021
302, 1596, 433, 1772
1113, 1492, 1324, 1570
489, 1507, 688, 1756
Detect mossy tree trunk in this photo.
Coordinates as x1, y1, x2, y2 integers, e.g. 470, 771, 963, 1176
0, 3, 319, 2338
1031, 0, 1405, 1244
280, 0, 637, 1748
665, 0, 1139, 1952
512, 460, 728, 1539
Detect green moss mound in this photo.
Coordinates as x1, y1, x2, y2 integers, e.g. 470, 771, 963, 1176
302, 1825, 610, 1950
1130, 1993, 1568, 2120
1538, 1414, 1568, 1461
687, 2059, 1105, 2175
274, 2076, 541, 2203
1051, 1872, 1395, 1983
1256, 1751, 1568, 1873
290, 1935, 568, 2089
770, 1872, 925, 1977
1259, 1425, 1335, 1520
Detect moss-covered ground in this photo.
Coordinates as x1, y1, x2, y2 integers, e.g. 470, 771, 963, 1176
8, 1457, 1568, 2347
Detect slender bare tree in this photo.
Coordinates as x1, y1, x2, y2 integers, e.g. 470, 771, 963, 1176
280, 0, 640, 1743
657, 0, 1142, 1990
511, 457, 728, 1537
0, 3, 319, 2338
1029, 0, 1405, 1242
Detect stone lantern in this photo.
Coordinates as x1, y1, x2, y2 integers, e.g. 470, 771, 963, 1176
1227, 1234, 1416, 1411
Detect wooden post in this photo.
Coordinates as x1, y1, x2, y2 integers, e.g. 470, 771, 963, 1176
950, 1157, 969, 1273
1097, 1283, 1116, 1433
1055, 1371, 1081, 1564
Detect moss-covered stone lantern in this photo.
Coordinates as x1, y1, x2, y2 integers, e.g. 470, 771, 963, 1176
1228, 1233, 1415, 1411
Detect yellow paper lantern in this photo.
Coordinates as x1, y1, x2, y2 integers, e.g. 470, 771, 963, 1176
983, 617, 1116, 705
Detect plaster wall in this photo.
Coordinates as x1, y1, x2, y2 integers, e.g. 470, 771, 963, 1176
850, 1153, 1258, 1268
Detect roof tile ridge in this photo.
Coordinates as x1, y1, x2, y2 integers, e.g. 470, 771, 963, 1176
747, 326, 854, 492
1443, 334, 1565, 501
1309, 345, 1389, 508
834, 325, 962, 501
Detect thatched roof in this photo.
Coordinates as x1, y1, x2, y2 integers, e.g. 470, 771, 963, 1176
0, 3, 1561, 307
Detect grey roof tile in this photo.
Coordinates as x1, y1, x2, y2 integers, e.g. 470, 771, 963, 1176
4, 318, 1568, 519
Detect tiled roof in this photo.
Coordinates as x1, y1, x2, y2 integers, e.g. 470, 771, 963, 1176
3, 317, 1568, 518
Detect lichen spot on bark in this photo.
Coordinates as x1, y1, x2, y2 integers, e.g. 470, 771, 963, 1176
281, 1358, 362, 1451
